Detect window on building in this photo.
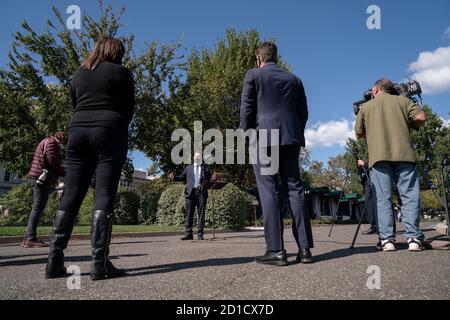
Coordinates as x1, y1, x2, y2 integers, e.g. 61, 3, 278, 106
4, 171, 11, 182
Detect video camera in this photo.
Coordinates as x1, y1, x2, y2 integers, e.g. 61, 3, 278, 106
353, 80, 422, 115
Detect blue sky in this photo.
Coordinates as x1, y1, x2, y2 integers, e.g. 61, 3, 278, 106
1, 0, 449, 172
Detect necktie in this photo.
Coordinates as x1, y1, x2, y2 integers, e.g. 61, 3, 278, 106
195, 165, 199, 188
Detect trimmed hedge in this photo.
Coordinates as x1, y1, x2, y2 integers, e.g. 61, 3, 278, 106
41, 192, 60, 225
0, 183, 33, 226
205, 183, 255, 230
114, 190, 140, 225
155, 183, 255, 230
0, 183, 122, 226
0, 181, 255, 229
137, 179, 172, 224
77, 188, 95, 225
155, 184, 186, 226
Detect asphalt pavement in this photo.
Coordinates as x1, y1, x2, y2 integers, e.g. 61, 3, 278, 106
0, 222, 449, 300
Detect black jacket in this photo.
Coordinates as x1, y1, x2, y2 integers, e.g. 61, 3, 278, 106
173, 164, 211, 198
69, 61, 135, 129
240, 62, 308, 146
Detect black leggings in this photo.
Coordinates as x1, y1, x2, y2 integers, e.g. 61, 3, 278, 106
59, 126, 128, 214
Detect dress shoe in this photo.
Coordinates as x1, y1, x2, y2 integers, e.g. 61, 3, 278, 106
255, 250, 288, 266
181, 234, 193, 240
296, 249, 313, 264
197, 234, 205, 240
362, 226, 377, 235
22, 238, 49, 248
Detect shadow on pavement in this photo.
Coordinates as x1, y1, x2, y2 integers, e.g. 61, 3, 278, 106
122, 256, 255, 277
0, 253, 49, 260
218, 234, 264, 240
310, 246, 379, 263
0, 253, 148, 267
111, 240, 169, 245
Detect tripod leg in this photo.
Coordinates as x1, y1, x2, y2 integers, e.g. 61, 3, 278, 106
211, 188, 216, 239
440, 167, 450, 236
329, 168, 353, 237
350, 188, 372, 249
328, 193, 343, 237
328, 204, 337, 237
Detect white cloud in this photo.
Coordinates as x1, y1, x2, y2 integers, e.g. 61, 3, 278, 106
305, 119, 355, 148
440, 117, 450, 128
444, 26, 450, 39
408, 46, 450, 94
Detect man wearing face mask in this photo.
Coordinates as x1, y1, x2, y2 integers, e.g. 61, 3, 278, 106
169, 153, 212, 240
240, 42, 313, 266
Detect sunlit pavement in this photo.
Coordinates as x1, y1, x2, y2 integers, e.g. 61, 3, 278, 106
0, 222, 449, 300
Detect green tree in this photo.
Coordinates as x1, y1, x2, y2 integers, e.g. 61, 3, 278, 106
308, 160, 326, 187
137, 29, 290, 188
0, 1, 182, 178
306, 148, 362, 193
299, 148, 313, 188
410, 105, 449, 189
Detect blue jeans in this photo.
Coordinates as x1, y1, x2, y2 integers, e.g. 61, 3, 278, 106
370, 161, 424, 241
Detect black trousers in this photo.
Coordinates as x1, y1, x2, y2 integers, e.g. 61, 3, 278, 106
253, 145, 314, 251
185, 189, 207, 235
58, 126, 128, 216
363, 178, 377, 229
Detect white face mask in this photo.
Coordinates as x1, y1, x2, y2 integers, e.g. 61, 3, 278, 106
194, 158, 202, 164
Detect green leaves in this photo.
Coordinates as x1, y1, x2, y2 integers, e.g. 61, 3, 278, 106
141, 29, 288, 187
0, 1, 294, 191
155, 182, 255, 230
0, 1, 180, 177
114, 190, 140, 225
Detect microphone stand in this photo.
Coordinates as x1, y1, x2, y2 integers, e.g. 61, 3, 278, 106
207, 178, 226, 241
210, 181, 217, 240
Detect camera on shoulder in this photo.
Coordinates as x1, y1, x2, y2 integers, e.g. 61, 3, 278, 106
353, 80, 422, 115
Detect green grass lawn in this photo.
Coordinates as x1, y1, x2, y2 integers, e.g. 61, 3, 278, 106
0, 224, 185, 237
0, 219, 360, 237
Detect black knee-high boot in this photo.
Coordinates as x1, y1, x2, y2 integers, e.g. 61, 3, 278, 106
46, 210, 74, 278
90, 210, 125, 280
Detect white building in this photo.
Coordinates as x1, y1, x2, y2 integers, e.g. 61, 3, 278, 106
118, 169, 160, 191
0, 164, 23, 196
0, 164, 158, 195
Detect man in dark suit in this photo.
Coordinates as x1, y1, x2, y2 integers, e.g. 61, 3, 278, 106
240, 42, 314, 266
170, 152, 212, 240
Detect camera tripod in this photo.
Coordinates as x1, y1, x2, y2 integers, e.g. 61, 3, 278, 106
349, 164, 373, 249
327, 144, 374, 248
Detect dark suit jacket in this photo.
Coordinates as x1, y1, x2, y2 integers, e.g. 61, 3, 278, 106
173, 164, 211, 198
240, 62, 308, 146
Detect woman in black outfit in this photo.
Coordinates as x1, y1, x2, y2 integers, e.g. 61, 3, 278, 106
46, 37, 134, 280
